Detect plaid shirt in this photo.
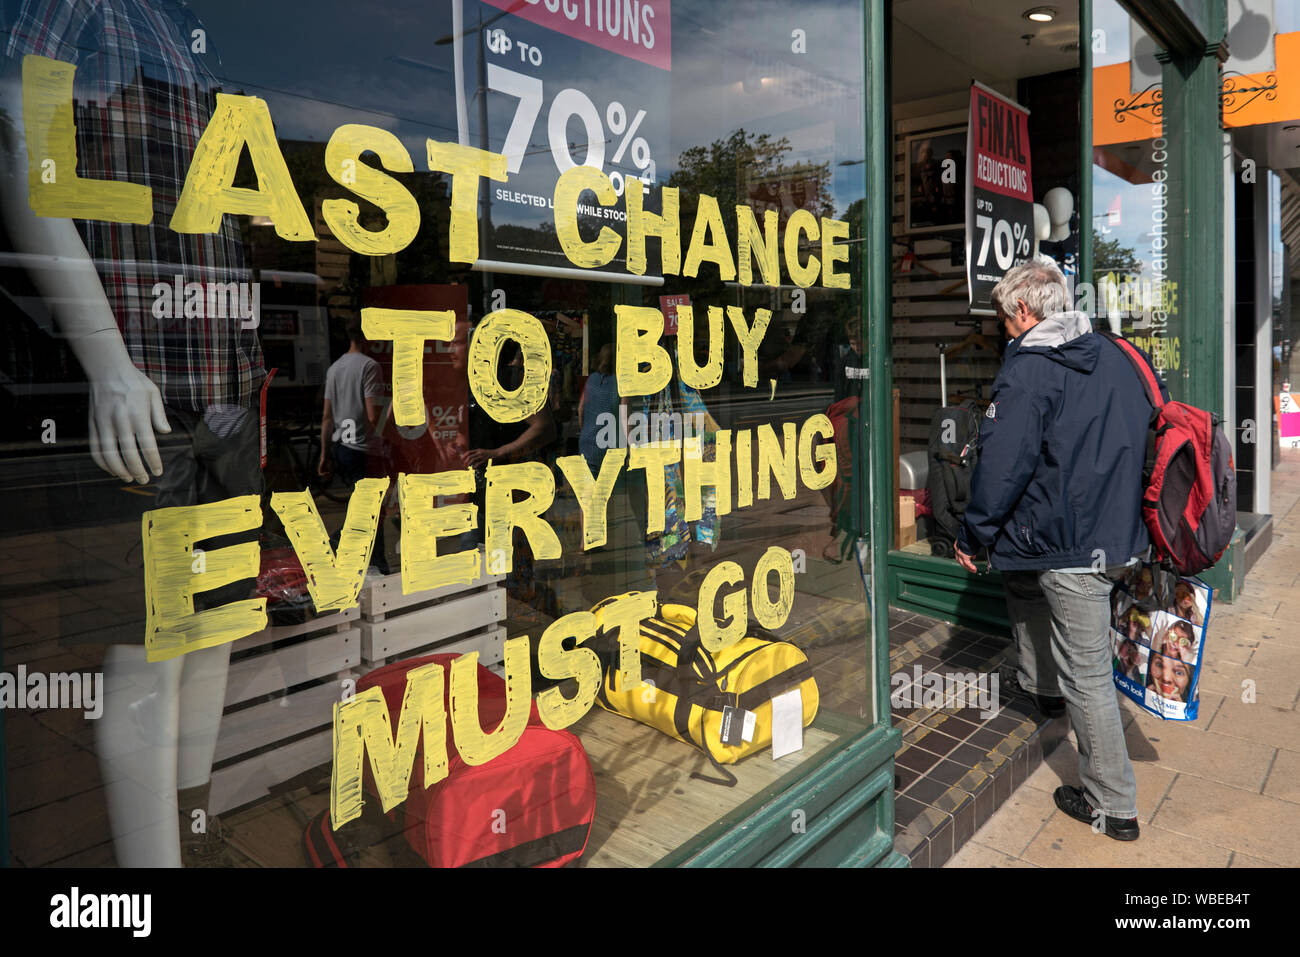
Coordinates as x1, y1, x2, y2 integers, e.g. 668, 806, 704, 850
6, 0, 265, 412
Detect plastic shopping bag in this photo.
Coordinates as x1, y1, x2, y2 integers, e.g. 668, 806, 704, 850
1109, 561, 1212, 720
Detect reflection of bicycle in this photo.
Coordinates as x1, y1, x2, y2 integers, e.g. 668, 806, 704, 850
265, 418, 350, 503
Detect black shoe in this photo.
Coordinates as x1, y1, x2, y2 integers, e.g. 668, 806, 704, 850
1037, 695, 1066, 719
1002, 670, 1066, 719
1053, 786, 1140, 842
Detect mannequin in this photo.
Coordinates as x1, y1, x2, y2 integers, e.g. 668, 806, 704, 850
1, 0, 259, 866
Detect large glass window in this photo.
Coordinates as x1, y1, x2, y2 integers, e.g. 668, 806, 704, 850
0, 0, 874, 867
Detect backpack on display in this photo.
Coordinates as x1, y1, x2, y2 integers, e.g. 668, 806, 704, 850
926, 401, 981, 558
1103, 334, 1237, 575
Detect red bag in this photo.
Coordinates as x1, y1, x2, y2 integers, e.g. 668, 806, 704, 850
255, 546, 308, 603
1105, 335, 1238, 574
356, 654, 596, 868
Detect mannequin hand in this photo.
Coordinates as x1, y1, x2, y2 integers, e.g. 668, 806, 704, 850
88, 364, 171, 484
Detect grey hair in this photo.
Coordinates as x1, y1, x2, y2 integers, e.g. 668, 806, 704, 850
990, 260, 1069, 320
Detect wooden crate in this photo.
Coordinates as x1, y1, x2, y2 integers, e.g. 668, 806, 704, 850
211, 564, 508, 817
357, 566, 507, 667
210, 608, 361, 815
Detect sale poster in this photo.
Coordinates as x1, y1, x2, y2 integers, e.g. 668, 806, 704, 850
468, 0, 671, 275
363, 284, 469, 479
966, 82, 1034, 314
1279, 388, 1300, 449
658, 293, 690, 336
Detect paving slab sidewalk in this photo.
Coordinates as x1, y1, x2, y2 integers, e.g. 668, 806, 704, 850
947, 448, 1300, 868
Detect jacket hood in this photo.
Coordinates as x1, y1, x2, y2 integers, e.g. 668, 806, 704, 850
1012, 310, 1099, 373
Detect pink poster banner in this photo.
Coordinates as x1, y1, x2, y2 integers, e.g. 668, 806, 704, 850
481, 0, 671, 70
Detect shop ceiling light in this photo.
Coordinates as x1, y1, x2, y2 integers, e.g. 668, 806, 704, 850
1024, 6, 1057, 22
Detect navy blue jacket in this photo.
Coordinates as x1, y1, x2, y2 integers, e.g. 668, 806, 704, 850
956, 312, 1167, 571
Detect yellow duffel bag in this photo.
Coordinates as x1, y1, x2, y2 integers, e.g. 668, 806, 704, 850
589, 592, 819, 785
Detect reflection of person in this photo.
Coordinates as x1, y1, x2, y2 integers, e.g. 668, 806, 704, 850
824, 318, 864, 562
940, 148, 964, 213
465, 339, 557, 470
578, 343, 618, 472
833, 317, 865, 403
912, 142, 941, 223
1, 0, 264, 867
1173, 581, 1204, 626
1146, 651, 1191, 703
320, 319, 388, 573
954, 260, 1168, 842
464, 335, 557, 608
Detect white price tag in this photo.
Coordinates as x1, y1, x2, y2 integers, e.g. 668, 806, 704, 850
770, 688, 803, 759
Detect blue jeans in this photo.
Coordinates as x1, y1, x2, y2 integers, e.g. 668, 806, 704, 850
331, 445, 389, 575
1003, 567, 1138, 818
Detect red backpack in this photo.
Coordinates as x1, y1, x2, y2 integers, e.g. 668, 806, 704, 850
1105, 334, 1237, 574
305, 654, 597, 868
356, 653, 596, 868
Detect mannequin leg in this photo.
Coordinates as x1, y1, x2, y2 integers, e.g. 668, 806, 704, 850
177, 640, 232, 792
95, 644, 183, 867
176, 642, 234, 863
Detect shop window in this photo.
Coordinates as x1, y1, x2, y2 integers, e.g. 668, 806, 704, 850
0, 0, 874, 867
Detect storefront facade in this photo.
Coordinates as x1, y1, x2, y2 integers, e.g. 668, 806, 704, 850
0, 0, 1275, 868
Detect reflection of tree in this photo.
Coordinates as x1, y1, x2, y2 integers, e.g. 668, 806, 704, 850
669, 128, 834, 234
664, 129, 841, 383
1094, 230, 1142, 274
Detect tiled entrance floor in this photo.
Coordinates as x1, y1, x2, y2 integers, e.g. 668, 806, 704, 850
887, 607, 1062, 867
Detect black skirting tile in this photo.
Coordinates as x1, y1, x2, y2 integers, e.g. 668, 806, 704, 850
993, 763, 1013, 805
893, 792, 929, 829
928, 713, 983, 741
902, 774, 951, 808
926, 758, 974, 789
926, 815, 955, 868
894, 760, 922, 793
941, 650, 990, 669
895, 745, 942, 776
1011, 741, 1030, 789
947, 742, 989, 769
911, 728, 965, 759
948, 792, 977, 851
902, 831, 930, 869
971, 773, 996, 829
966, 726, 1006, 753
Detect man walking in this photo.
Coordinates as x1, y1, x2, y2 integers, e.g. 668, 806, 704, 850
954, 260, 1165, 842
320, 319, 389, 573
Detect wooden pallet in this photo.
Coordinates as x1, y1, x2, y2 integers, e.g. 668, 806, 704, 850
211, 562, 511, 817
357, 566, 507, 667
210, 608, 361, 815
